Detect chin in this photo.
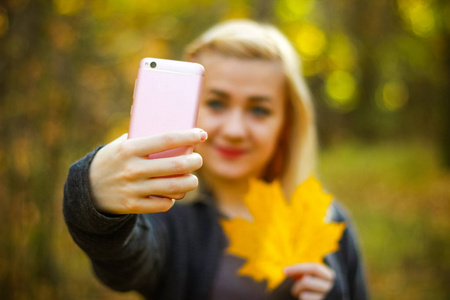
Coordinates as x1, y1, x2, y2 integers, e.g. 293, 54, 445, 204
212, 170, 247, 181
203, 163, 258, 182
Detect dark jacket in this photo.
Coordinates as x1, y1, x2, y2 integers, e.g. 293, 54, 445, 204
63, 147, 368, 300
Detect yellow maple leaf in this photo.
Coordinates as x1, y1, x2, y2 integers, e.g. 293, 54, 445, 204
220, 176, 346, 290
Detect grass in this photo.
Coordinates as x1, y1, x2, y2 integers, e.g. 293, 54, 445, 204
318, 140, 450, 299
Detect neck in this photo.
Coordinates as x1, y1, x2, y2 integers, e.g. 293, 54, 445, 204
201, 172, 252, 220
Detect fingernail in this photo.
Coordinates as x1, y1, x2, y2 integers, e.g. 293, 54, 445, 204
200, 131, 208, 141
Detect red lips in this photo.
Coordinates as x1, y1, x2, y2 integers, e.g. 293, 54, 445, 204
215, 145, 246, 159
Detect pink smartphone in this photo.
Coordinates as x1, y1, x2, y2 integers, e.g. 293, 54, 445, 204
129, 57, 204, 159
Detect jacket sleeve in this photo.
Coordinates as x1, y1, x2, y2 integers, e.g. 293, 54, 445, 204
62, 147, 168, 294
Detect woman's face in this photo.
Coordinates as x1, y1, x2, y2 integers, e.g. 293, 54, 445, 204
195, 52, 286, 182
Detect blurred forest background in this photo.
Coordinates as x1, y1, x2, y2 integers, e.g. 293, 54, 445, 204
1, 0, 449, 299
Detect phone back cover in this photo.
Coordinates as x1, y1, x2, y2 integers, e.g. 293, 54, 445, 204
129, 61, 203, 158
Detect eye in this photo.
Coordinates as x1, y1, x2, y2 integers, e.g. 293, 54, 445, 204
250, 106, 271, 117
206, 99, 226, 112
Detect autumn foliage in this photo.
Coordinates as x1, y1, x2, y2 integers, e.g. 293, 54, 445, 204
221, 177, 345, 290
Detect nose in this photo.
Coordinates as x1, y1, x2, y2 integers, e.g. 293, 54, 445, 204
221, 108, 246, 141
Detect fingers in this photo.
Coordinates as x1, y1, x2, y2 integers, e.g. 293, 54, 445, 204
284, 263, 335, 300
123, 129, 207, 157
296, 291, 324, 300
117, 174, 197, 214
127, 153, 203, 179
90, 130, 206, 215
117, 196, 175, 214
291, 275, 333, 297
284, 263, 335, 282
113, 133, 128, 143
137, 196, 175, 213
134, 174, 199, 198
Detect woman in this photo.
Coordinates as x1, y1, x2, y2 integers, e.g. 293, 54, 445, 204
63, 20, 367, 299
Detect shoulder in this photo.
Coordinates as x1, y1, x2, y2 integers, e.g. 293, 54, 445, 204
327, 200, 351, 223
326, 200, 363, 258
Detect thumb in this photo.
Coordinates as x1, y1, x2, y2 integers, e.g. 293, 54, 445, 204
112, 133, 128, 143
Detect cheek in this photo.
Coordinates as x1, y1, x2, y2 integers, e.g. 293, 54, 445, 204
194, 140, 208, 159
262, 129, 281, 152
194, 110, 216, 155
256, 120, 284, 154
196, 109, 220, 133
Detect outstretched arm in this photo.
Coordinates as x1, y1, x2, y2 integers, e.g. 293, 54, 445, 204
63, 129, 206, 293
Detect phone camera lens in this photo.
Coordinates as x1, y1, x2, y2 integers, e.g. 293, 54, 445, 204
150, 61, 157, 68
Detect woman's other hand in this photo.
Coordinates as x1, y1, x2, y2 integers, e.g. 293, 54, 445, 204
284, 263, 335, 300
89, 128, 207, 215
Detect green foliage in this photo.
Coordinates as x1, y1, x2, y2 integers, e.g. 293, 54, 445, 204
276, 0, 450, 148
319, 141, 450, 299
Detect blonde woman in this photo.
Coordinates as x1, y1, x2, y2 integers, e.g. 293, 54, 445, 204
64, 20, 367, 300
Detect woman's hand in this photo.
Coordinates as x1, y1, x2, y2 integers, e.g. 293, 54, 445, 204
89, 128, 207, 215
284, 263, 335, 300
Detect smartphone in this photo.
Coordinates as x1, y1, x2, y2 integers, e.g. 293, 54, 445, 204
129, 57, 204, 159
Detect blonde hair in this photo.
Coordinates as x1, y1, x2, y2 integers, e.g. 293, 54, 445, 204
185, 19, 317, 196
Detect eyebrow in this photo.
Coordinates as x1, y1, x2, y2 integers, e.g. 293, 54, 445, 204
209, 89, 272, 103
209, 89, 229, 98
